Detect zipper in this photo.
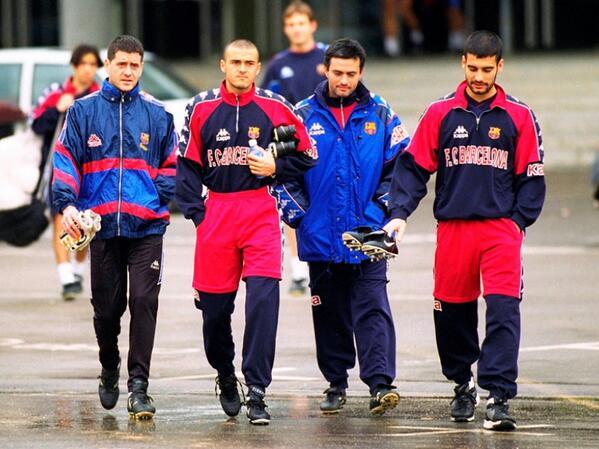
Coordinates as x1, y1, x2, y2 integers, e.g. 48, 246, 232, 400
340, 98, 345, 128
458, 106, 492, 131
117, 94, 124, 236
235, 95, 240, 133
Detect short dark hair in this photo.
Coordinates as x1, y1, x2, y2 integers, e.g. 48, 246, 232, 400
463, 30, 503, 62
222, 39, 260, 60
107, 35, 144, 61
324, 38, 366, 70
70, 44, 102, 67
283, 0, 315, 22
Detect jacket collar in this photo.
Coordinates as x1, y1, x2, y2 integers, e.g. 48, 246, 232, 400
219, 81, 255, 106
63, 77, 100, 97
452, 80, 507, 109
314, 80, 371, 109
100, 78, 140, 103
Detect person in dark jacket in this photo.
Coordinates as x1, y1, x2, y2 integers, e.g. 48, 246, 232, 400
32, 44, 101, 300
384, 31, 546, 431
175, 39, 316, 426
277, 38, 410, 416
54, 35, 177, 420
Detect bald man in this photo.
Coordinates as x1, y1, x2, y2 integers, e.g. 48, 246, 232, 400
176, 39, 317, 425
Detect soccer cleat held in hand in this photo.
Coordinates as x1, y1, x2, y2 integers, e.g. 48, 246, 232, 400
361, 232, 398, 261
341, 226, 376, 251
60, 209, 101, 252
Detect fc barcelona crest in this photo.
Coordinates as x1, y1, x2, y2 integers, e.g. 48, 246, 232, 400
488, 127, 501, 140
364, 122, 377, 135
248, 126, 260, 139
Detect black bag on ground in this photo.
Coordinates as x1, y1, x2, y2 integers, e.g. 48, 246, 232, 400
0, 198, 49, 247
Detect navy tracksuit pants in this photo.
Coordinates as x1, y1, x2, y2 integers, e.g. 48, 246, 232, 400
433, 294, 521, 400
89, 235, 163, 391
308, 260, 396, 394
196, 276, 279, 390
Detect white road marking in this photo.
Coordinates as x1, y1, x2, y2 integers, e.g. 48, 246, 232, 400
521, 341, 599, 352
386, 424, 555, 437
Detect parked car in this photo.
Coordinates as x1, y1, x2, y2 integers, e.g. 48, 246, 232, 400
0, 47, 195, 133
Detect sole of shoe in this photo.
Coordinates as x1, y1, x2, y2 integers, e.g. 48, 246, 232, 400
451, 414, 475, 422
320, 409, 342, 415
341, 233, 363, 250
370, 392, 400, 415
288, 289, 306, 297
129, 411, 155, 420
248, 417, 270, 425
483, 419, 517, 431
63, 292, 77, 301
360, 244, 397, 260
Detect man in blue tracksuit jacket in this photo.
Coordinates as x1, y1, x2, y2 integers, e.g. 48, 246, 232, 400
53, 35, 177, 419
275, 38, 410, 415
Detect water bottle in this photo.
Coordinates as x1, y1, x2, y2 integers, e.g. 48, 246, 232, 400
248, 138, 265, 179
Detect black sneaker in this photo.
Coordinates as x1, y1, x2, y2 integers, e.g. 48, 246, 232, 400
450, 379, 479, 422
319, 386, 346, 414
98, 363, 120, 410
369, 386, 400, 415
361, 232, 398, 260
593, 185, 599, 209
246, 386, 270, 425
62, 281, 82, 301
288, 279, 307, 296
215, 373, 242, 417
341, 226, 375, 251
127, 379, 155, 420
483, 397, 517, 431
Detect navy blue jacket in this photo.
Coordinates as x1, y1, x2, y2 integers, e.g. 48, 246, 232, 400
276, 81, 410, 263
52, 80, 178, 239
176, 82, 317, 226
261, 43, 327, 105
388, 81, 545, 231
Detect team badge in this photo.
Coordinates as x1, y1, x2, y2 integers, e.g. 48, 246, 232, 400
391, 124, 409, 146
140, 132, 150, 151
306, 137, 319, 159
364, 122, 377, 135
87, 134, 102, 148
248, 126, 260, 139
433, 300, 442, 311
488, 127, 501, 140
311, 295, 322, 306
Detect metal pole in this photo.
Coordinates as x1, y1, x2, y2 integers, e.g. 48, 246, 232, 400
524, 0, 537, 49
541, 0, 555, 49
254, 0, 268, 53
15, 0, 29, 46
1, 0, 14, 47
499, 0, 513, 54
125, 0, 142, 38
199, 0, 213, 59
222, 0, 234, 49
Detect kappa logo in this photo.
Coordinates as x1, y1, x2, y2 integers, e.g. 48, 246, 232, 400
248, 126, 260, 139
433, 299, 442, 312
453, 125, 469, 139
309, 122, 325, 136
140, 132, 150, 151
150, 260, 160, 270
216, 128, 231, 142
87, 134, 102, 148
311, 295, 322, 306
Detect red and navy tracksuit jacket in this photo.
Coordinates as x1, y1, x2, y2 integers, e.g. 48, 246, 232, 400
32, 77, 100, 173
52, 79, 178, 239
175, 81, 316, 227
388, 81, 545, 230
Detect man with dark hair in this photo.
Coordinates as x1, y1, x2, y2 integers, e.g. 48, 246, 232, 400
261, 0, 327, 296
384, 30, 545, 431
276, 37, 409, 415
53, 34, 177, 419
176, 38, 316, 425
32, 44, 101, 301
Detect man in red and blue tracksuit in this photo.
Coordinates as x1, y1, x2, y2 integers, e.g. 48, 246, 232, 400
275, 38, 410, 415
384, 31, 545, 431
175, 39, 316, 425
53, 36, 177, 419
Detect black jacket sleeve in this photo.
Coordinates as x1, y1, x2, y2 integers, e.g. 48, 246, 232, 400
175, 156, 206, 227
388, 151, 432, 220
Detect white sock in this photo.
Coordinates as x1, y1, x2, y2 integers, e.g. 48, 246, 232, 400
72, 260, 86, 278
449, 30, 465, 51
384, 36, 400, 57
291, 257, 308, 281
410, 29, 424, 46
57, 262, 76, 285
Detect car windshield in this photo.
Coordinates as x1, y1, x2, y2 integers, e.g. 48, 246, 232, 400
139, 60, 194, 100
32, 63, 72, 106
0, 64, 22, 105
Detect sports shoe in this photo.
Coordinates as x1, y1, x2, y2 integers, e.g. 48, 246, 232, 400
98, 362, 120, 410
215, 373, 242, 417
361, 232, 398, 260
483, 397, 517, 431
62, 281, 82, 301
319, 386, 347, 414
288, 279, 307, 296
593, 185, 599, 209
450, 379, 479, 422
369, 386, 400, 415
246, 386, 270, 425
341, 226, 375, 251
127, 378, 155, 420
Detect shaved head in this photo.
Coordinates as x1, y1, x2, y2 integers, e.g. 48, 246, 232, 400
223, 39, 260, 61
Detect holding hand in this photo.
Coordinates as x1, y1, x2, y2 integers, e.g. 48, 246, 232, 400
61, 205, 82, 239
56, 93, 75, 113
383, 218, 407, 245
248, 147, 276, 177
